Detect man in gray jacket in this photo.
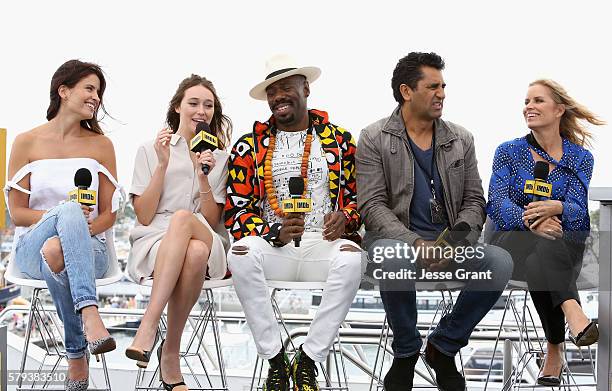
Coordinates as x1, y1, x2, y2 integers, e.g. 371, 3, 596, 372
356, 52, 512, 391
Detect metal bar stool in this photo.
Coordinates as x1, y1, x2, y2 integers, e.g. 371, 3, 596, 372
4, 234, 123, 391
134, 278, 233, 391
250, 280, 349, 391
482, 279, 545, 390
484, 277, 599, 390
369, 280, 467, 391
482, 217, 598, 388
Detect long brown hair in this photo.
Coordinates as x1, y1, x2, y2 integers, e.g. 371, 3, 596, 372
529, 79, 605, 147
47, 59, 108, 135
166, 75, 232, 150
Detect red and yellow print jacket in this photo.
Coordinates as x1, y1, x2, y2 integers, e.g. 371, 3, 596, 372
224, 109, 361, 245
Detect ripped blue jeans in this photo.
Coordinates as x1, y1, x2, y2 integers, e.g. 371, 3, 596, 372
14, 202, 109, 359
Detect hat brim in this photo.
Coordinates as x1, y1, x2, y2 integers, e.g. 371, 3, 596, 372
249, 66, 321, 100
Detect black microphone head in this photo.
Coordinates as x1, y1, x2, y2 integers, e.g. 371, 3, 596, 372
74, 168, 93, 188
449, 221, 471, 243
191, 121, 218, 155
533, 161, 549, 181
288, 177, 304, 196
196, 121, 211, 134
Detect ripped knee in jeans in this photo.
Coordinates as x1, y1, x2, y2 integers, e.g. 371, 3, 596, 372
231, 245, 249, 256
41, 237, 65, 273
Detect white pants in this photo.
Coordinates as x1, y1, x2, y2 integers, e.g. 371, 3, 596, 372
228, 232, 362, 362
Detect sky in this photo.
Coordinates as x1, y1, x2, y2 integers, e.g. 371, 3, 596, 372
1, 1, 611, 201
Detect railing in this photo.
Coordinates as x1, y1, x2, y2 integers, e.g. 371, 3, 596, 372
0, 302, 599, 390
589, 187, 612, 391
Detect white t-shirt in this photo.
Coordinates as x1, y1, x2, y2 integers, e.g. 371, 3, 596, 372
262, 130, 332, 231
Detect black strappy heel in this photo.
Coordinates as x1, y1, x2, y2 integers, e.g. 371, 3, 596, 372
157, 339, 187, 390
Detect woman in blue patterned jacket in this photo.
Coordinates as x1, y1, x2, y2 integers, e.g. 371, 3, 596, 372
486, 79, 604, 386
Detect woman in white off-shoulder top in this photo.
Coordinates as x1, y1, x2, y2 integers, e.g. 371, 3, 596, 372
5, 60, 121, 391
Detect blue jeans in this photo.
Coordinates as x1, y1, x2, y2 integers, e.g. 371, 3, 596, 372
14, 202, 109, 359
369, 239, 512, 357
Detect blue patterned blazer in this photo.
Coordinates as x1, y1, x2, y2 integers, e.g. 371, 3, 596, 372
486, 135, 593, 242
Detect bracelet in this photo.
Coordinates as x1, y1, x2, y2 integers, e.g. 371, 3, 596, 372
199, 187, 212, 195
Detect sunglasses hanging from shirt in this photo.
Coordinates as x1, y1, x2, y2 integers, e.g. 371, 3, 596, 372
408, 133, 446, 225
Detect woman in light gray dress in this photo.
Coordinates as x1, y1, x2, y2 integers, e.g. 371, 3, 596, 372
125, 75, 231, 390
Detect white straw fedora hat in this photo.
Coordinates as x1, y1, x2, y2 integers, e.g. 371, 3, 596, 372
249, 54, 321, 100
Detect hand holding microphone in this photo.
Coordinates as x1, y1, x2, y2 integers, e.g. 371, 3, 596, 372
69, 168, 97, 206
190, 122, 218, 175
195, 150, 216, 177
522, 161, 562, 228
279, 177, 312, 247
523, 200, 563, 228
279, 214, 305, 246
68, 168, 97, 234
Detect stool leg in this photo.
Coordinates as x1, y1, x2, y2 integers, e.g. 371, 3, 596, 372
184, 299, 210, 389
270, 289, 297, 352
101, 353, 112, 391
585, 344, 597, 382
369, 315, 388, 391
444, 291, 466, 380
184, 355, 207, 389
190, 295, 214, 388
184, 294, 210, 356
524, 298, 546, 355
320, 360, 332, 387
133, 366, 143, 391
484, 289, 515, 391
512, 290, 544, 388
18, 288, 40, 389
331, 335, 349, 390
208, 289, 228, 390
251, 289, 284, 391
182, 288, 228, 390
184, 303, 211, 389
40, 354, 63, 389
250, 355, 264, 391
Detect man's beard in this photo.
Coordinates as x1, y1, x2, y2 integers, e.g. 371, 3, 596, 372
275, 113, 295, 126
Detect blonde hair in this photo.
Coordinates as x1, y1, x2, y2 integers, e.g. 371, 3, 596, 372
529, 79, 605, 147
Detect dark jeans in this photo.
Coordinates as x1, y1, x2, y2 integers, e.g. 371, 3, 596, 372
368, 239, 513, 357
491, 231, 585, 344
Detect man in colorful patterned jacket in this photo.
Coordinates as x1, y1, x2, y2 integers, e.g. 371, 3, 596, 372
225, 54, 363, 391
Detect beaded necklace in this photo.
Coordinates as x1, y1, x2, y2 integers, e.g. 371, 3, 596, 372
264, 128, 313, 217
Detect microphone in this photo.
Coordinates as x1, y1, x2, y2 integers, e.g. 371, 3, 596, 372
433, 221, 471, 248
524, 161, 552, 225
282, 177, 312, 247
189, 122, 218, 175
68, 168, 97, 206
524, 161, 552, 202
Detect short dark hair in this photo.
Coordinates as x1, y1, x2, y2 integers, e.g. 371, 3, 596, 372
391, 52, 445, 104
